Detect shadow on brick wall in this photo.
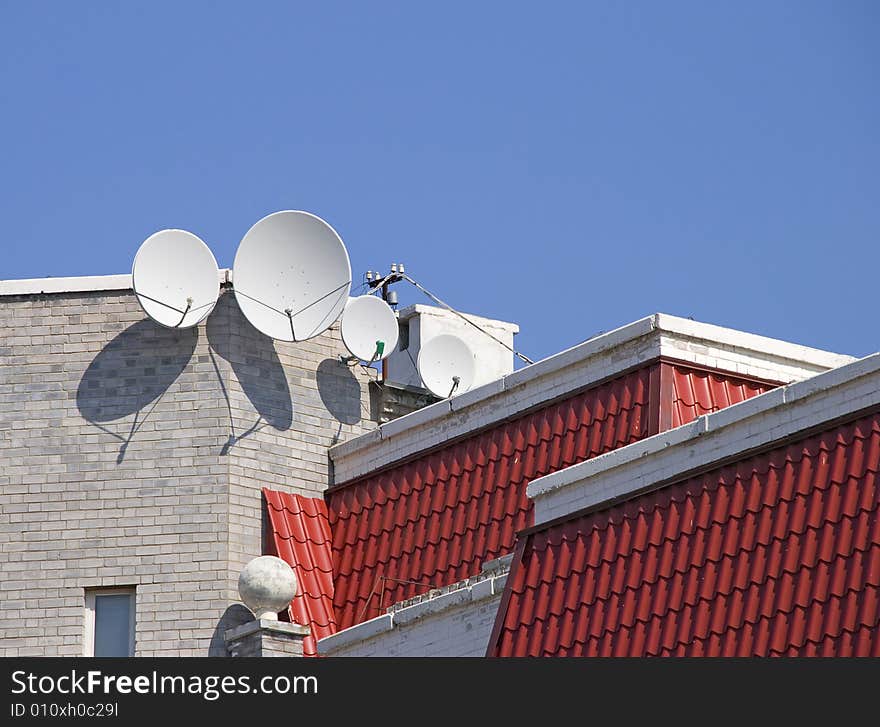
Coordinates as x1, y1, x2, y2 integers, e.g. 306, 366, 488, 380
316, 358, 363, 427
209, 603, 254, 656
207, 293, 293, 455
76, 318, 198, 462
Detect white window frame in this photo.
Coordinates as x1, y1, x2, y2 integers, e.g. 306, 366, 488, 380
84, 587, 136, 657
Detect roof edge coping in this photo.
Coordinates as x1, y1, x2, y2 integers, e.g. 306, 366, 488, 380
330, 313, 854, 483
0, 270, 231, 296
317, 560, 510, 655
527, 351, 880, 526
396, 303, 520, 333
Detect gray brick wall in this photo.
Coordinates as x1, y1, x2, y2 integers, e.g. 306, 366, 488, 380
0, 286, 377, 656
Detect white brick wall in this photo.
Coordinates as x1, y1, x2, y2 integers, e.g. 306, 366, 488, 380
0, 284, 377, 656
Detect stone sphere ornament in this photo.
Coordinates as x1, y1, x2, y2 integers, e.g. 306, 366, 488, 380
238, 555, 298, 620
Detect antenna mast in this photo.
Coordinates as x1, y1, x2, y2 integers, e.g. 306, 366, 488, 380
366, 264, 533, 365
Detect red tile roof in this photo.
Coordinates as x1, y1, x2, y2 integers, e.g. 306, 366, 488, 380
259, 360, 777, 650
263, 488, 336, 657
488, 410, 880, 657
328, 366, 655, 629
665, 362, 773, 428
327, 362, 775, 631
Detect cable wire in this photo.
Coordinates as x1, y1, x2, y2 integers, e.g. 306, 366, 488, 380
399, 273, 534, 364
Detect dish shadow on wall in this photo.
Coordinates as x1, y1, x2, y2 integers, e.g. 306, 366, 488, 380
316, 357, 370, 447
207, 292, 293, 455
76, 319, 198, 463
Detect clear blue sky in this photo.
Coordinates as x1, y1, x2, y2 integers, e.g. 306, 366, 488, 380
2, 2, 878, 363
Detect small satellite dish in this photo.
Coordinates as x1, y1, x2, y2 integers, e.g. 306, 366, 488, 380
340, 295, 399, 362
232, 210, 351, 342
132, 229, 219, 328
417, 334, 476, 398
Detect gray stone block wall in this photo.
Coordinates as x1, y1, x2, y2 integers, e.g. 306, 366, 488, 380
0, 286, 377, 656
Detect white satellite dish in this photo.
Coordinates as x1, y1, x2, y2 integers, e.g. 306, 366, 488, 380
417, 333, 476, 398
132, 229, 220, 328
232, 210, 351, 342
340, 295, 399, 362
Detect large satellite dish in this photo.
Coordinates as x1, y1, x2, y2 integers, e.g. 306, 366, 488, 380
417, 334, 476, 398
340, 295, 399, 362
132, 229, 220, 328
232, 210, 351, 342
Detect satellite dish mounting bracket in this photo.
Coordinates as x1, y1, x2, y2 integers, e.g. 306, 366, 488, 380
284, 308, 296, 340
173, 297, 194, 328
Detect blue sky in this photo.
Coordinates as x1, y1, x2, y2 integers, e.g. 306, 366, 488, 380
2, 2, 878, 363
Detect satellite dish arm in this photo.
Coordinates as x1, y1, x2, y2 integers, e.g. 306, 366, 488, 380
174, 298, 193, 327
284, 308, 296, 340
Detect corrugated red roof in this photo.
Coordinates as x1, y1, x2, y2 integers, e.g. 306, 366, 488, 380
328, 366, 654, 629
488, 410, 880, 657
328, 362, 775, 630
665, 362, 772, 428
263, 488, 336, 657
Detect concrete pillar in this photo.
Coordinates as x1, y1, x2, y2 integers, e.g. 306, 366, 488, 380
224, 619, 310, 657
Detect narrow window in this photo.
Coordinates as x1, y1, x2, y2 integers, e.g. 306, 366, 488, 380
84, 588, 135, 657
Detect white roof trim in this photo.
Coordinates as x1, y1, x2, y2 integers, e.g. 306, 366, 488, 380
396, 303, 520, 333
0, 270, 231, 296
329, 313, 854, 485
0, 274, 134, 295
317, 566, 508, 656
527, 352, 880, 526
652, 313, 848, 369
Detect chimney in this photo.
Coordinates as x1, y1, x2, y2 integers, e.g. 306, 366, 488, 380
379, 305, 519, 417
